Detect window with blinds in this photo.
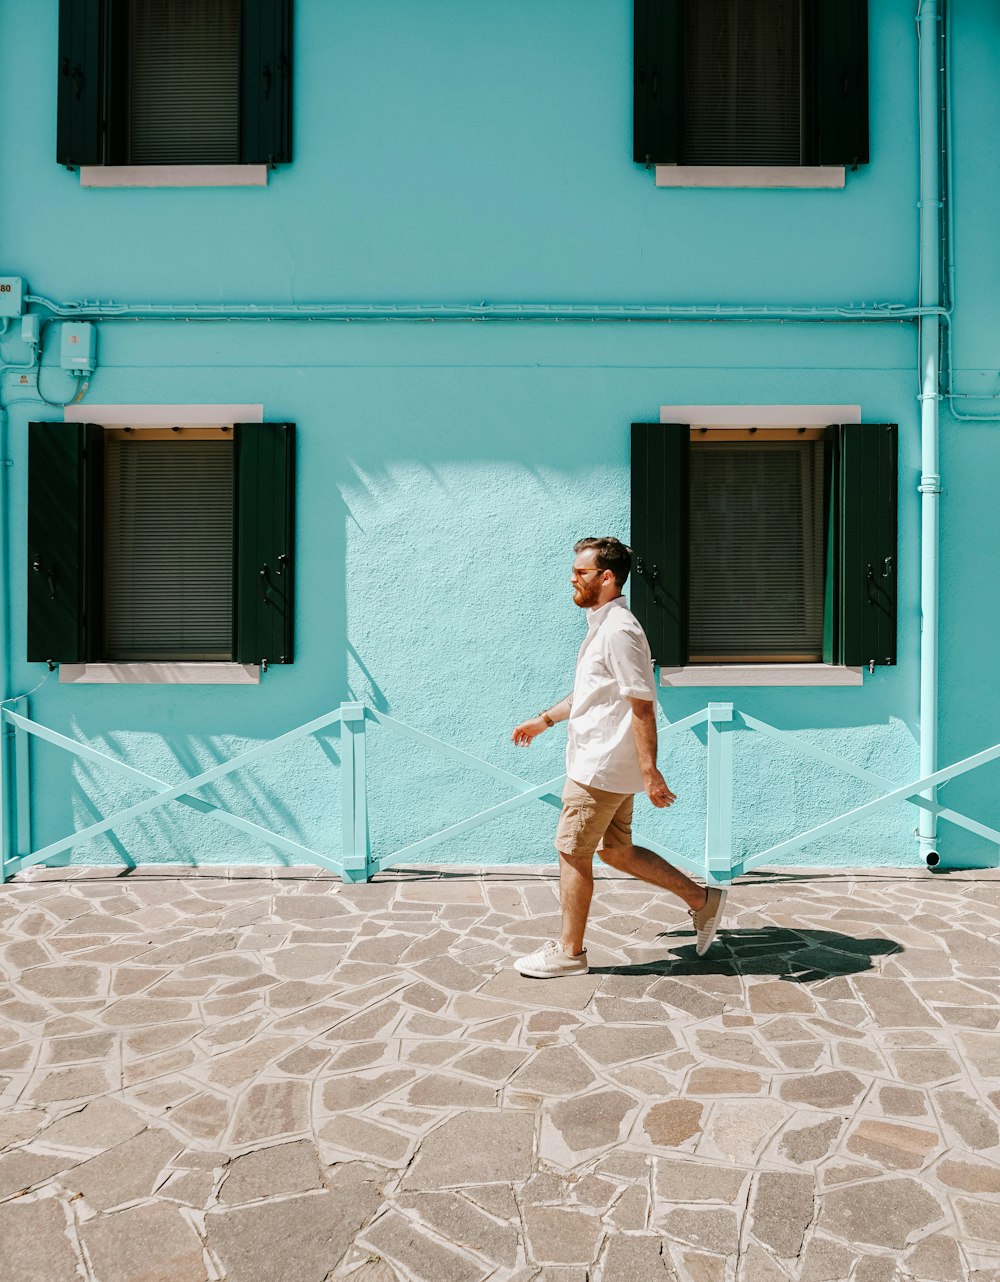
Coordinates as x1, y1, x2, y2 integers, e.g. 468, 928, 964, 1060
126, 0, 240, 164
681, 0, 803, 165
58, 0, 294, 169
104, 437, 234, 660
688, 439, 825, 661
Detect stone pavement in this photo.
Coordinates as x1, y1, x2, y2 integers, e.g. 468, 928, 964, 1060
1, 864, 999, 1282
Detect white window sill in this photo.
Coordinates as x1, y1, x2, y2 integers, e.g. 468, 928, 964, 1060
660, 664, 863, 688
80, 165, 268, 189
654, 165, 845, 190
65, 403, 264, 426
60, 663, 260, 685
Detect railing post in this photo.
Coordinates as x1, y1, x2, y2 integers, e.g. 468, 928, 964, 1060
14, 704, 31, 867
340, 702, 371, 883
0, 708, 12, 883
705, 702, 735, 883
0, 697, 30, 881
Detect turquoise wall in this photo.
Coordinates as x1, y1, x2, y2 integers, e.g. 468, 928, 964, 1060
1, 0, 997, 871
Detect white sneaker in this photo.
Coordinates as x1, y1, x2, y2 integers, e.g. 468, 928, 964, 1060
690, 887, 727, 956
515, 940, 589, 978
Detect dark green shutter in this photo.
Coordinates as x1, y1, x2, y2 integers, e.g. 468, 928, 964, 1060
824, 423, 896, 668
57, 0, 106, 167
821, 426, 840, 665
233, 423, 295, 665
27, 423, 104, 664
240, 0, 293, 165
630, 423, 689, 667
634, 0, 682, 165
807, 0, 868, 166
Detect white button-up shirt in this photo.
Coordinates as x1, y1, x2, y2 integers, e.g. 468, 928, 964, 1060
566, 596, 658, 794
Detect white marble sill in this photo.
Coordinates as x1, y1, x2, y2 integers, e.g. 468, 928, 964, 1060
660, 664, 864, 687
80, 165, 268, 189
655, 165, 845, 189
60, 663, 261, 685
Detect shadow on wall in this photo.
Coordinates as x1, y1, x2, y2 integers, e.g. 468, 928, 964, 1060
591, 926, 900, 983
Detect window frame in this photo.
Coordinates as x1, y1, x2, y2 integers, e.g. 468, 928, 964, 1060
57, 0, 293, 184
687, 428, 828, 665
102, 426, 238, 664
648, 404, 867, 688
633, 0, 868, 185
58, 404, 267, 685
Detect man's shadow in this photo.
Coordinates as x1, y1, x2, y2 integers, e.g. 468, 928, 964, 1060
589, 927, 901, 984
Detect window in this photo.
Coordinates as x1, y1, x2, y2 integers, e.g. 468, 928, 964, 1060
104, 431, 235, 660
688, 432, 825, 662
634, 0, 868, 170
630, 419, 896, 676
27, 421, 295, 669
122, 0, 241, 165
57, 0, 292, 170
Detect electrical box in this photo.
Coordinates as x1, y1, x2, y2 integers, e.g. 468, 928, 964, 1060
0, 277, 25, 317
20, 314, 40, 346
60, 322, 97, 373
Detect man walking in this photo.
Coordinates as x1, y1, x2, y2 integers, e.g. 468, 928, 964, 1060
511, 536, 726, 977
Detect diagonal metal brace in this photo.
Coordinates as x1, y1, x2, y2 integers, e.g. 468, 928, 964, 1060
2, 706, 344, 871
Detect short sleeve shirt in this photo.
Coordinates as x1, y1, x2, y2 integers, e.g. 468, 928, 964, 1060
565, 596, 657, 794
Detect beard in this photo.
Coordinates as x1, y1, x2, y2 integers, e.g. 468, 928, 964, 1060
572, 579, 604, 609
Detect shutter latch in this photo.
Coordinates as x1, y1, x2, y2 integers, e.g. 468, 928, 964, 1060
259, 563, 281, 608
33, 558, 57, 600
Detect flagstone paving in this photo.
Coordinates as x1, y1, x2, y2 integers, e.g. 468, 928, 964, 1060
0, 863, 999, 1281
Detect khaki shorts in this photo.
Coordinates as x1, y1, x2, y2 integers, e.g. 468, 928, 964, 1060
555, 778, 635, 858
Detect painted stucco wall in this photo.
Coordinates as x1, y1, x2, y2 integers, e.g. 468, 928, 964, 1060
0, 0, 997, 872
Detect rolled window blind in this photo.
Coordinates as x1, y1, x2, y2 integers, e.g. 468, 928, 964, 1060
688, 441, 824, 660
681, 0, 802, 165
105, 440, 234, 660
128, 0, 240, 164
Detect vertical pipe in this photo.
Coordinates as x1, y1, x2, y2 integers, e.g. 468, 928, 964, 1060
0, 404, 13, 881
917, 0, 942, 863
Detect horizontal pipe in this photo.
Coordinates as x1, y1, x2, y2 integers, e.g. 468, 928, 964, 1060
25, 294, 941, 324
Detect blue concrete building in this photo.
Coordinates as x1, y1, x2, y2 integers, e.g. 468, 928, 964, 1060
1, 0, 998, 878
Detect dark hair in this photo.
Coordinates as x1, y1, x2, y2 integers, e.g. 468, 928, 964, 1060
574, 536, 632, 588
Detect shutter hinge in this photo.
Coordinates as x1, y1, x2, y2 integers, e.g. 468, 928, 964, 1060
868, 659, 875, 674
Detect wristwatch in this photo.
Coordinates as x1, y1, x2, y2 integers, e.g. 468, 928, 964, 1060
539, 710, 555, 727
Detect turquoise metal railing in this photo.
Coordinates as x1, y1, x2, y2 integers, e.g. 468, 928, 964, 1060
2, 698, 999, 883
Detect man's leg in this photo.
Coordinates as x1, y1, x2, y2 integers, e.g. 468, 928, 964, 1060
598, 842, 707, 910
514, 781, 610, 976
559, 851, 594, 956
599, 808, 727, 956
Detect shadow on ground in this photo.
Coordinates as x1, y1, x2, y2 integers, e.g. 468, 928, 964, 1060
591, 926, 902, 982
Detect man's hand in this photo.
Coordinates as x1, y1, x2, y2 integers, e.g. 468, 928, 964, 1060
644, 769, 677, 809
512, 717, 548, 747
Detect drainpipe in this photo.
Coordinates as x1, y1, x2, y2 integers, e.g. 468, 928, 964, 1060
0, 399, 11, 867
917, 0, 942, 865
0, 401, 9, 708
